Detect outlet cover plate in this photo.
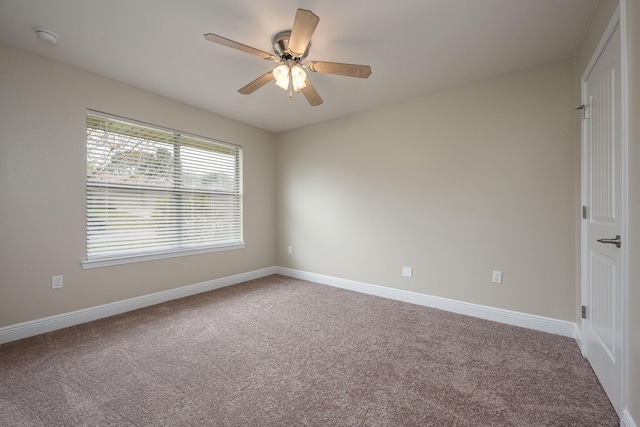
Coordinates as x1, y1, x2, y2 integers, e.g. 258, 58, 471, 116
52, 275, 63, 289
492, 271, 503, 284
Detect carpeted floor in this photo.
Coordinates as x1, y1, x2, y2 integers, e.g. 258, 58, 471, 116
0, 275, 618, 426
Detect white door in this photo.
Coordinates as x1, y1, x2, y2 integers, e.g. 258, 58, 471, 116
582, 23, 623, 416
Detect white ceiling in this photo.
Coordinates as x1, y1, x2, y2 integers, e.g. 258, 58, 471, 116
0, 0, 598, 133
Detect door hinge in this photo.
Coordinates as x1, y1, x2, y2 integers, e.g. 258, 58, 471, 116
582, 206, 588, 219
582, 305, 587, 319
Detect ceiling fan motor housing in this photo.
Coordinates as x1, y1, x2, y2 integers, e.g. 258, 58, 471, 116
273, 30, 309, 61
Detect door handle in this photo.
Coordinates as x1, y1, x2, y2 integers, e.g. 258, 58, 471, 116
597, 235, 621, 248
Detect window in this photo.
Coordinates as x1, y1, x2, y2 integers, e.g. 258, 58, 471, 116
83, 110, 243, 268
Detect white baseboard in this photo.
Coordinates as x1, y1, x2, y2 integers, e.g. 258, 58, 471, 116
277, 267, 576, 338
623, 410, 638, 427
574, 323, 583, 348
0, 265, 580, 344
0, 267, 277, 345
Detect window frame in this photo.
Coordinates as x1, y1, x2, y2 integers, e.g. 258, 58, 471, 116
82, 110, 244, 269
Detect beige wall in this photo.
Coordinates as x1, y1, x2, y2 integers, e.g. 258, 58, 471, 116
625, 0, 640, 420
2, 2, 638, 419
0, 42, 277, 327
277, 58, 577, 321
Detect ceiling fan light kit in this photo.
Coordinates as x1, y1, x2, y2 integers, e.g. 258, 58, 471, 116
204, 9, 371, 106
273, 61, 307, 95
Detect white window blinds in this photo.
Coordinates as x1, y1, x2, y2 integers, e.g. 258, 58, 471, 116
84, 110, 243, 268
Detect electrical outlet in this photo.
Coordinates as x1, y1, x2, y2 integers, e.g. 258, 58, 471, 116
52, 275, 63, 289
492, 271, 503, 284
402, 266, 413, 278
288, 246, 293, 254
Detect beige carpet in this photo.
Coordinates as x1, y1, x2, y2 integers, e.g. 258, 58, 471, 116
0, 275, 618, 426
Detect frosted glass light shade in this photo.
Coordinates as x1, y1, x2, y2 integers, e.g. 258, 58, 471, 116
273, 64, 290, 90
290, 65, 307, 91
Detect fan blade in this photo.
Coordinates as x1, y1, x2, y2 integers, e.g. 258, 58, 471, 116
300, 79, 323, 106
308, 61, 372, 79
288, 9, 320, 57
238, 71, 275, 94
204, 33, 276, 60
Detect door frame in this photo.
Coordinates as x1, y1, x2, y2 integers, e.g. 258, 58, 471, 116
580, 2, 628, 416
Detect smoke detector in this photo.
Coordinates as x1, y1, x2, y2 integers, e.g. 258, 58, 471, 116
35, 29, 59, 44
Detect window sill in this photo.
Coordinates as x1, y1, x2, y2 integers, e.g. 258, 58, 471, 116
81, 243, 246, 269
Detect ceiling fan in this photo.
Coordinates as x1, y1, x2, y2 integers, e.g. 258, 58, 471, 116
204, 8, 372, 106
